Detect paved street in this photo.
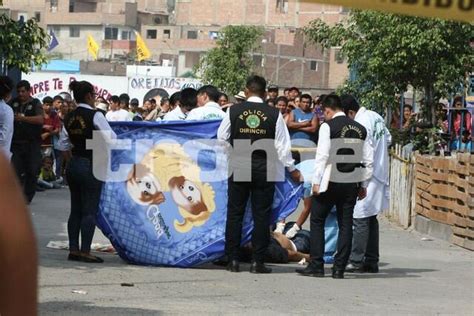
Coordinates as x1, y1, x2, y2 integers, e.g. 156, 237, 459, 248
32, 188, 473, 315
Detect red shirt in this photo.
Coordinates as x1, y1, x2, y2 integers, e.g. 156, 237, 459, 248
42, 112, 61, 146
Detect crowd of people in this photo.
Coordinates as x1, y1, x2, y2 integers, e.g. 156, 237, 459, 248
390, 96, 472, 153
0, 73, 470, 278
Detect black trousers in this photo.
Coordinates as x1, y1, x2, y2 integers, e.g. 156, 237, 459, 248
309, 182, 358, 270
11, 141, 42, 203
225, 172, 275, 263
66, 157, 103, 253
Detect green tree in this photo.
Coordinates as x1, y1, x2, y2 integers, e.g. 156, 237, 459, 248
304, 11, 473, 125
0, 14, 50, 74
195, 25, 264, 95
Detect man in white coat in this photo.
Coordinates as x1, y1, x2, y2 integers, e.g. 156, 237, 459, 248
341, 95, 391, 273
186, 85, 225, 121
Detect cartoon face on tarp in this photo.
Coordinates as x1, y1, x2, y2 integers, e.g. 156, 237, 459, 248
126, 143, 216, 233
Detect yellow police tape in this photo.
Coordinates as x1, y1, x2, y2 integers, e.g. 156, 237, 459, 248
304, 0, 473, 23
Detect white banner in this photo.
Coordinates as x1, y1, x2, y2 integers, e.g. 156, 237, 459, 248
22, 72, 202, 105
22, 73, 127, 101
128, 76, 202, 103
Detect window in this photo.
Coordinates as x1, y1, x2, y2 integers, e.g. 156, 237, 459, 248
147, 30, 157, 39
69, 26, 80, 38
163, 29, 171, 39
121, 31, 131, 40
209, 31, 219, 40
69, 0, 75, 13
187, 30, 198, 39
50, 0, 58, 12
104, 27, 118, 40
34, 12, 41, 22
310, 60, 318, 71
276, 0, 288, 14
335, 49, 344, 64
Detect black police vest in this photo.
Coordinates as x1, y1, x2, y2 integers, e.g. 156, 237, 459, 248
64, 107, 96, 160
10, 97, 43, 143
326, 115, 367, 173
229, 101, 279, 172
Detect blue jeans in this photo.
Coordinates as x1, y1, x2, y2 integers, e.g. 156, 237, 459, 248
53, 149, 63, 179
66, 157, 103, 253
349, 215, 379, 266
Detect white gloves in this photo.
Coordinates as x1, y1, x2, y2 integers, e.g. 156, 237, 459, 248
274, 222, 285, 234
285, 223, 300, 239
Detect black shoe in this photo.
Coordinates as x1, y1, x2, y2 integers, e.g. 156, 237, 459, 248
80, 254, 104, 263
67, 253, 82, 261
226, 260, 240, 272
250, 262, 272, 274
346, 263, 365, 273
364, 264, 379, 273
213, 256, 229, 267
296, 264, 324, 277
332, 268, 344, 279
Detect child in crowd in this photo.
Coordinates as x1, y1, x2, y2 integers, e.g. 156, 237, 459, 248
37, 156, 62, 189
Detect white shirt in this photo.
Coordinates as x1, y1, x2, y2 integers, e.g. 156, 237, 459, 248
217, 96, 295, 172
163, 106, 187, 121
0, 99, 14, 159
186, 101, 225, 121
57, 103, 116, 151
312, 111, 373, 188
105, 109, 132, 122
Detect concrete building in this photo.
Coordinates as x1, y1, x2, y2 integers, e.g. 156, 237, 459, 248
1, 0, 169, 63
0, 0, 349, 92
141, 0, 350, 92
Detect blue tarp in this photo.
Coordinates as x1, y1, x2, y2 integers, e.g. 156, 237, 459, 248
97, 121, 337, 267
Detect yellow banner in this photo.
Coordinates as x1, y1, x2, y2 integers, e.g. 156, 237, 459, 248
87, 35, 100, 60
305, 0, 473, 23
135, 32, 151, 62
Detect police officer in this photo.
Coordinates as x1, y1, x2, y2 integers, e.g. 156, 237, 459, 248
58, 80, 115, 263
296, 94, 373, 279
9, 80, 44, 204
217, 75, 302, 274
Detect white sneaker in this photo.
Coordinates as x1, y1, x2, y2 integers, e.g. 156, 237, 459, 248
274, 222, 285, 234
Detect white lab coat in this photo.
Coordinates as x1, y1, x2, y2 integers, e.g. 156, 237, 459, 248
353, 107, 392, 219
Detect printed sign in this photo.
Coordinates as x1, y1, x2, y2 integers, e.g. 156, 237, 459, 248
22, 73, 126, 101
128, 76, 203, 102
22, 72, 202, 104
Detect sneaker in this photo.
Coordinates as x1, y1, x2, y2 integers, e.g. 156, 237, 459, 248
346, 263, 365, 273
